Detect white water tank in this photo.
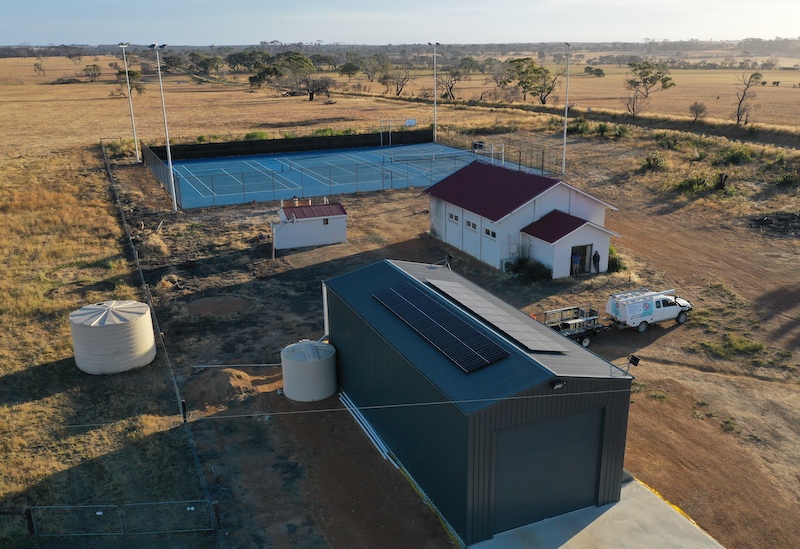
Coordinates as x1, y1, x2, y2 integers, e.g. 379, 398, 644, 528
280, 340, 337, 402
69, 300, 157, 375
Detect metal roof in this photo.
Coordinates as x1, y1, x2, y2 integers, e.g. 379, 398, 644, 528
423, 161, 560, 222
325, 260, 630, 414
280, 202, 347, 220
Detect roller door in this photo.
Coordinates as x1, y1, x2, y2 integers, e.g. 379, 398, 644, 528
493, 407, 604, 534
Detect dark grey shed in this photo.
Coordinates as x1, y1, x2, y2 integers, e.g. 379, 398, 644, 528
323, 260, 633, 546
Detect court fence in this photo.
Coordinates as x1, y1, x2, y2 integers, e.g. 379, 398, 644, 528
174, 154, 475, 209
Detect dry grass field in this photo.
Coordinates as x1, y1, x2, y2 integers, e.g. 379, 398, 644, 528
0, 53, 799, 548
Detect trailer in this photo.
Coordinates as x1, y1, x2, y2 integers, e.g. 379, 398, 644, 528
542, 305, 609, 347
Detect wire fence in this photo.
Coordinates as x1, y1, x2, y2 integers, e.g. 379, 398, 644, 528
28, 500, 217, 537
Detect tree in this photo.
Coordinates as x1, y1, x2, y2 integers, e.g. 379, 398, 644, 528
116, 69, 145, 95
188, 52, 223, 75
338, 62, 360, 81
249, 65, 283, 89
689, 101, 707, 123
533, 66, 565, 105
299, 75, 335, 101
734, 72, 762, 125
82, 64, 101, 82
360, 54, 391, 82
438, 68, 469, 100
378, 67, 414, 96
506, 58, 539, 101
624, 61, 675, 115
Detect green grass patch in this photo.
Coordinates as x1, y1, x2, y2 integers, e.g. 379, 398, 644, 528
244, 131, 270, 141
697, 333, 764, 358
713, 144, 756, 166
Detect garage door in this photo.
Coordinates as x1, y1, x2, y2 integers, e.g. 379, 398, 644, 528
493, 408, 604, 535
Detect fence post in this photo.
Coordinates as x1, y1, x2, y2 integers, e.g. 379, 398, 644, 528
25, 508, 34, 535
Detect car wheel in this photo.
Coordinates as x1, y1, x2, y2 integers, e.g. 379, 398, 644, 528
676, 311, 688, 324
580, 337, 591, 347
636, 321, 649, 333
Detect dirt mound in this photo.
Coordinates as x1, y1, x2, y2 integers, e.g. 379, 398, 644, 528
183, 367, 284, 413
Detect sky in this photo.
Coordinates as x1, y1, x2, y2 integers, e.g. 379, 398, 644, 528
3, 0, 798, 46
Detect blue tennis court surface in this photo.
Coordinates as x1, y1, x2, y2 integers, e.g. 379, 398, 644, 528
171, 143, 477, 208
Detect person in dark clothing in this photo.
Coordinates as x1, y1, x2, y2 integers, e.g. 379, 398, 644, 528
593, 250, 601, 274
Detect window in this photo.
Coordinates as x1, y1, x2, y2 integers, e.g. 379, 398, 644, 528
448, 212, 460, 223
466, 220, 477, 231
484, 228, 496, 239
323, 218, 329, 225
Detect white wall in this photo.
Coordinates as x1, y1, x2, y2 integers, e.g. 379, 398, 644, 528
272, 216, 347, 250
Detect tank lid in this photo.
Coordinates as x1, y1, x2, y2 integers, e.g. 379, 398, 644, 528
281, 339, 335, 362
69, 300, 150, 327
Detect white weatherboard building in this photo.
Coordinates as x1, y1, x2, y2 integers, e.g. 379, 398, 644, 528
272, 199, 347, 250
425, 161, 619, 279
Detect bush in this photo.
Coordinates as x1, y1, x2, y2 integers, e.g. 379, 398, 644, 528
714, 145, 755, 166
567, 117, 590, 135
508, 255, 552, 282
607, 244, 626, 272
197, 135, 207, 143
674, 174, 712, 194
776, 170, 800, 187
642, 152, 667, 171
595, 122, 609, 137
244, 131, 269, 141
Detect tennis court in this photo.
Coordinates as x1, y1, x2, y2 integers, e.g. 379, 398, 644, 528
171, 143, 479, 208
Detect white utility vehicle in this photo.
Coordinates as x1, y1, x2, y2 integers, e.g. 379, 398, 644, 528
606, 288, 692, 333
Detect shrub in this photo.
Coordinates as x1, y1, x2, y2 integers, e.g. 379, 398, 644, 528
674, 174, 713, 194
612, 125, 630, 138
642, 152, 667, 171
508, 255, 552, 282
567, 117, 590, 135
244, 131, 269, 141
595, 122, 609, 137
197, 135, 207, 143
313, 127, 337, 136
607, 244, 626, 272
776, 170, 800, 187
714, 145, 755, 166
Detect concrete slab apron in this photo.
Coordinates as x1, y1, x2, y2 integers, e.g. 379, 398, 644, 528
470, 480, 724, 548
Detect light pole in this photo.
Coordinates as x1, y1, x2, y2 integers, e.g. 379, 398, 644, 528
428, 42, 439, 143
150, 43, 177, 212
561, 42, 571, 176
118, 42, 141, 163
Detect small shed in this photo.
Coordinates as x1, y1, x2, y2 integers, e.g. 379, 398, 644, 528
323, 260, 633, 545
272, 199, 347, 250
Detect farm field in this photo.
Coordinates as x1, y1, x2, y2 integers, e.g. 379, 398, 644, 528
0, 52, 799, 548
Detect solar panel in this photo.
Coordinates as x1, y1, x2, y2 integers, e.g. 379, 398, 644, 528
427, 278, 567, 353
374, 282, 509, 373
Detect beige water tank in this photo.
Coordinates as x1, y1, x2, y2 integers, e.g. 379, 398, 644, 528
69, 300, 157, 375
280, 340, 337, 402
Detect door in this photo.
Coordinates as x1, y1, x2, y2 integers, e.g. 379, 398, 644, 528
492, 408, 604, 535
570, 245, 591, 276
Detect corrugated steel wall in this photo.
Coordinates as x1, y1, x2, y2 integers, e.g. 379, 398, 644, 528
465, 377, 631, 544
326, 290, 471, 536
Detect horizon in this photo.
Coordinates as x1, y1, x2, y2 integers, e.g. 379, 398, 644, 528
3, 1, 798, 49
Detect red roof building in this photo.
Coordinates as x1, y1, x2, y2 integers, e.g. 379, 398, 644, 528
424, 161, 618, 278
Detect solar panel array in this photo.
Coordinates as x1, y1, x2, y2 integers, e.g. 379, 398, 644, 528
374, 282, 509, 373
427, 278, 567, 354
